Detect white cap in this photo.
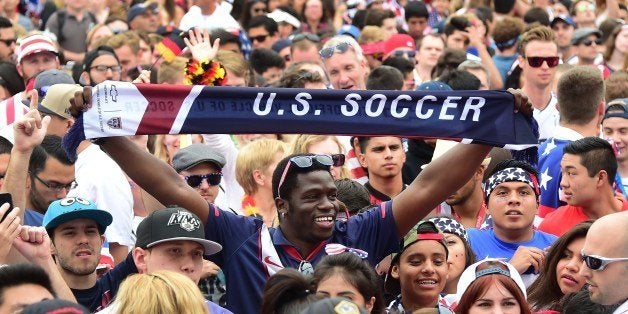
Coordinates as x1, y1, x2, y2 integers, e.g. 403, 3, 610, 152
267, 10, 301, 29
455, 259, 527, 303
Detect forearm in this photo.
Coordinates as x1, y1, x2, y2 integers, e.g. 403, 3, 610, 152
477, 45, 504, 89
108, 243, 129, 265
39, 258, 77, 302
392, 143, 491, 236
1, 148, 33, 218
605, 0, 620, 19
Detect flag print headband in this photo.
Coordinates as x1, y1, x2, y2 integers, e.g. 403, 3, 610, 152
483, 167, 540, 199
429, 217, 467, 240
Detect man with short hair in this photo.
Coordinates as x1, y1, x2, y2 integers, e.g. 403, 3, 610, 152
414, 34, 445, 84
518, 26, 560, 142
290, 33, 321, 64
538, 66, 605, 217
80, 46, 121, 87
106, 33, 142, 82
0, 17, 16, 62
358, 136, 406, 204
539, 137, 628, 236
0, 263, 55, 313
320, 35, 369, 90
579, 211, 628, 312
571, 0, 597, 29
246, 16, 280, 50
127, 2, 160, 33
468, 160, 557, 286
550, 15, 576, 62
569, 28, 603, 66
404, 1, 429, 42
602, 98, 628, 189
492, 16, 524, 83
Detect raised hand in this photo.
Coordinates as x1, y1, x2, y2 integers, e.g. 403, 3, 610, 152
0, 204, 21, 263
69, 86, 93, 117
184, 28, 220, 63
13, 225, 53, 263
13, 90, 51, 153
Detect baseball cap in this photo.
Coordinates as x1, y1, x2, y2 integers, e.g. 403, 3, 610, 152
360, 41, 384, 55
135, 206, 222, 255
337, 25, 361, 39
267, 9, 301, 29
83, 46, 119, 71
16, 34, 59, 64
300, 298, 366, 314
272, 39, 292, 53
415, 80, 453, 91
603, 98, 628, 121
43, 197, 113, 234
550, 14, 576, 28
127, 2, 159, 23
22, 299, 90, 314
172, 144, 226, 172
383, 34, 416, 57
39, 84, 84, 120
571, 27, 602, 45
455, 259, 527, 302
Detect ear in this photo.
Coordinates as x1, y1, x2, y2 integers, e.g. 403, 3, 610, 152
517, 54, 525, 70
365, 296, 376, 313
390, 264, 400, 279
275, 197, 288, 216
132, 247, 149, 274
16, 63, 23, 78
475, 165, 486, 180
358, 152, 368, 168
596, 170, 608, 188
80, 72, 91, 86
252, 169, 265, 186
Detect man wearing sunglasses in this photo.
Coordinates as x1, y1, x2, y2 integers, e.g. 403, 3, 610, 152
579, 211, 628, 311
570, 28, 604, 66
172, 144, 227, 207
246, 16, 280, 50
320, 35, 369, 90
0, 17, 16, 62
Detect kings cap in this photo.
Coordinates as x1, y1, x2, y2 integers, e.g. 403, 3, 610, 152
135, 206, 222, 255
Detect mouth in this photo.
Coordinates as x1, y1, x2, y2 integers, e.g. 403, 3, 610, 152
416, 278, 439, 288
505, 210, 523, 216
561, 274, 580, 286
341, 85, 354, 90
75, 249, 93, 258
314, 215, 335, 229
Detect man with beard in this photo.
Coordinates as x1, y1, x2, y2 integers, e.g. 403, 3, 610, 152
24, 135, 75, 226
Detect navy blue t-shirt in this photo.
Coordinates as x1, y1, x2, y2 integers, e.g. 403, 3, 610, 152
72, 253, 138, 312
205, 201, 399, 314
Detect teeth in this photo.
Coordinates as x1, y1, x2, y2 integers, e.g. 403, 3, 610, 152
315, 216, 334, 222
419, 280, 436, 284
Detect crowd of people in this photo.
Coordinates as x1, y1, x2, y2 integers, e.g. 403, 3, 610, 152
0, 0, 627, 313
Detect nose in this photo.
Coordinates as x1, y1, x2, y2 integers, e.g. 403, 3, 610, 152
566, 256, 580, 272
56, 188, 69, 199
559, 174, 569, 189
180, 254, 197, 274
421, 260, 436, 274
507, 191, 522, 204
198, 178, 210, 190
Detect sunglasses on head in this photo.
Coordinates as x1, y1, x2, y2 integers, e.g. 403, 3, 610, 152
392, 50, 416, 59
277, 155, 334, 198
526, 56, 560, 68
581, 250, 628, 271
250, 34, 269, 43
319, 42, 351, 59
292, 33, 320, 43
184, 173, 222, 188
581, 38, 603, 46
576, 2, 595, 12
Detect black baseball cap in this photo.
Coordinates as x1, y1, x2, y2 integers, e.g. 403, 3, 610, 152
135, 206, 222, 255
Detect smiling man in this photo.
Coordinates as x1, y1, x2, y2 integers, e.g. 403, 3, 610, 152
539, 137, 628, 236
467, 160, 557, 286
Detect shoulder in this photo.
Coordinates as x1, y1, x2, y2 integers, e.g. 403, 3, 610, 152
534, 230, 558, 243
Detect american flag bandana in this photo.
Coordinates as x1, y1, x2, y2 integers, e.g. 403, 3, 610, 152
484, 167, 541, 199
63, 81, 539, 161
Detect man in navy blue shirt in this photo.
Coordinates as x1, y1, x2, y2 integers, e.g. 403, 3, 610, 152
69, 88, 532, 313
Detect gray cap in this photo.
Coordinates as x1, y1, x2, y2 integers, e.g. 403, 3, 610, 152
172, 144, 226, 172
571, 27, 602, 45
34, 69, 75, 90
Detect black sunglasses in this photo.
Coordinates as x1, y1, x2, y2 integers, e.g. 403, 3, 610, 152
392, 50, 416, 59
581, 38, 603, 46
526, 56, 560, 68
184, 173, 222, 188
292, 33, 321, 43
581, 250, 628, 271
330, 153, 345, 167
277, 155, 334, 198
319, 42, 351, 59
250, 34, 269, 43
0, 38, 16, 46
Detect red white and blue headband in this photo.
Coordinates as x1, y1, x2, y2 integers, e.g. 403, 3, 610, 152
483, 167, 540, 199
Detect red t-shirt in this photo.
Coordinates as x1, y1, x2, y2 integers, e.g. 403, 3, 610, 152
538, 199, 628, 236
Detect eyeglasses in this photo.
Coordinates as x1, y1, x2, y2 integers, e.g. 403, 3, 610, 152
526, 56, 560, 68
581, 250, 628, 271
392, 50, 416, 59
276, 155, 333, 198
32, 173, 77, 192
90, 65, 122, 74
330, 153, 345, 167
184, 173, 223, 188
580, 38, 603, 46
292, 33, 321, 43
250, 34, 269, 43
0, 38, 16, 46
319, 42, 351, 59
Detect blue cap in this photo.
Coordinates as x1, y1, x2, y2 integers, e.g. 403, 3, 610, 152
43, 197, 113, 234
337, 25, 361, 39
127, 2, 159, 23
416, 81, 453, 91
550, 14, 576, 28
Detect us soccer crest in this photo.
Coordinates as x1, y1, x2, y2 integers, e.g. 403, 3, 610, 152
167, 210, 201, 232
107, 117, 121, 129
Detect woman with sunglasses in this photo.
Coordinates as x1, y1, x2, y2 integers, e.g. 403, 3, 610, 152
290, 135, 350, 180
527, 221, 592, 311
454, 260, 531, 314
385, 221, 454, 313
312, 251, 385, 313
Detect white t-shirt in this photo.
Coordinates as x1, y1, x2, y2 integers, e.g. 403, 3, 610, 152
179, 5, 241, 32
68, 144, 135, 247
533, 93, 559, 142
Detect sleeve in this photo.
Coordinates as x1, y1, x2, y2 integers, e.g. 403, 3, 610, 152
44, 12, 60, 37
344, 201, 400, 266
203, 203, 261, 266
201, 134, 244, 213
99, 253, 138, 301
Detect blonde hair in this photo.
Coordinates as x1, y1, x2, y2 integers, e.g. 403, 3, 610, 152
158, 56, 187, 84
112, 271, 208, 314
236, 139, 287, 195
216, 50, 251, 84
358, 26, 387, 44
290, 135, 351, 179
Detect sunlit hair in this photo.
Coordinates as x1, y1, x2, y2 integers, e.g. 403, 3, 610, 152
112, 270, 208, 314
322, 35, 365, 62
236, 139, 287, 195
527, 221, 592, 311
290, 135, 350, 179
455, 261, 531, 314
